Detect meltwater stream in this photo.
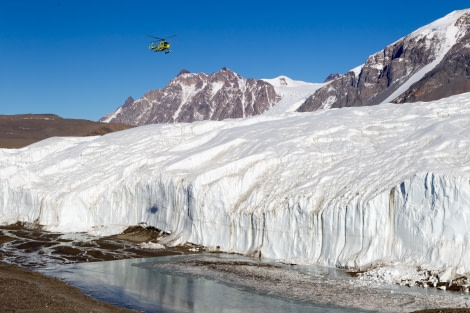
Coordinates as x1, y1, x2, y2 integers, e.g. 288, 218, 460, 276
40, 253, 470, 313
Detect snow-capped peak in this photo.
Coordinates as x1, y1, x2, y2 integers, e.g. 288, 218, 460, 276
381, 9, 469, 104
409, 9, 469, 41
298, 9, 470, 112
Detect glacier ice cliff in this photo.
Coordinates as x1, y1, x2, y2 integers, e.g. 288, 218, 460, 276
1, 92, 470, 273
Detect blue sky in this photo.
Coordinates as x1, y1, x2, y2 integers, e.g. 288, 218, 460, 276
1, 1, 467, 121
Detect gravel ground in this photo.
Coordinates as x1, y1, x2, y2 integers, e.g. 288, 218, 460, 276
414, 310, 470, 313
0, 261, 136, 313
2, 261, 470, 313
1, 224, 469, 313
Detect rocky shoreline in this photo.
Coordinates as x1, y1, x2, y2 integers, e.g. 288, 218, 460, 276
1, 223, 469, 313
0, 223, 200, 312
0, 261, 136, 313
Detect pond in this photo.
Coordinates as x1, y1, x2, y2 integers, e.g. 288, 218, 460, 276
42, 253, 376, 313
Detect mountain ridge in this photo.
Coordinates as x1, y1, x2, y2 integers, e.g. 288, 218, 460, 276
297, 9, 470, 112
101, 68, 280, 126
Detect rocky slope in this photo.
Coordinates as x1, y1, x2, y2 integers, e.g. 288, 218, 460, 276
298, 9, 470, 112
101, 68, 281, 126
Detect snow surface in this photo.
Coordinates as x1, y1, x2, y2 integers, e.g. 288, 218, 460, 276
261, 76, 323, 114
2, 90, 470, 278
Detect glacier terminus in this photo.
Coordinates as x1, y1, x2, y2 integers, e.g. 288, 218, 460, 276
2, 91, 470, 279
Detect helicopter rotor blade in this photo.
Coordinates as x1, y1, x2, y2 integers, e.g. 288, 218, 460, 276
146, 34, 164, 41
146, 34, 176, 41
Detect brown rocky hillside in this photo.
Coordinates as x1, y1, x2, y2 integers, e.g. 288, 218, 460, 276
0, 114, 133, 149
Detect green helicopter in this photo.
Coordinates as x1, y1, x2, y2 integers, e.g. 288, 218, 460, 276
148, 35, 176, 54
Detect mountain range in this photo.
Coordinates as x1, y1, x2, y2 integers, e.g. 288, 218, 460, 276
100, 68, 280, 126
102, 9, 470, 126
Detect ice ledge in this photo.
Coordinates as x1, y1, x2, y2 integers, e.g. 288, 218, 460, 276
4, 170, 469, 274
179, 171, 470, 273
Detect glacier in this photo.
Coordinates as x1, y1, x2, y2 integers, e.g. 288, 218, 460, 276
1, 91, 470, 275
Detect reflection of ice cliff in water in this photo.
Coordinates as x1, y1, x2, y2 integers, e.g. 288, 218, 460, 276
142, 255, 470, 312
44, 256, 363, 313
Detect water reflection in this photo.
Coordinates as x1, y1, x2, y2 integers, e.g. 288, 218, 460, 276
42, 254, 369, 313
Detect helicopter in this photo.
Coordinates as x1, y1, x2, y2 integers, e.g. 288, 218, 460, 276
148, 35, 176, 54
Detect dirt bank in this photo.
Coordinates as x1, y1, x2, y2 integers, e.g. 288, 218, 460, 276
0, 261, 137, 313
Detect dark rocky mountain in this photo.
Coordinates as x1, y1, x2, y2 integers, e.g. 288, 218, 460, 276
394, 28, 470, 103
298, 9, 470, 112
324, 74, 342, 82
101, 68, 281, 126
0, 114, 132, 149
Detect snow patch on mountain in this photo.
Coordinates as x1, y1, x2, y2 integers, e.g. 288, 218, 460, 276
101, 107, 121, 123
350, 65, 363, 78
262, 76, 323, 114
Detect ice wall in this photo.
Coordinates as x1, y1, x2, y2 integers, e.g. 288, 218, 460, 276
2, 93, 470, 273
145, 170, 470, 273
